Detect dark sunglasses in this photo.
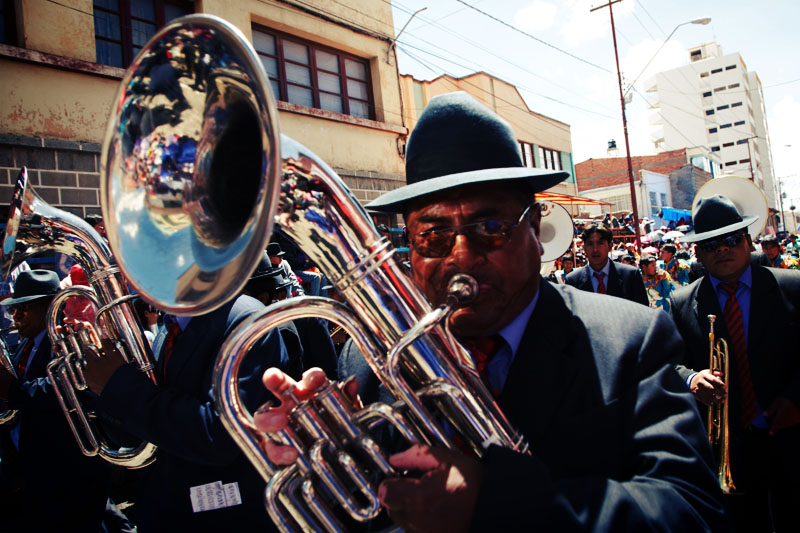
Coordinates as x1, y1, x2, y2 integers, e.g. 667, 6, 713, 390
8, 301, 37, 315
696, 231, 745, 252
409, 203, 536, 258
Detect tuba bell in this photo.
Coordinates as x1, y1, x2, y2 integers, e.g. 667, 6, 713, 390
692, 175, 768, 241
1, 167, 158, 467
100, 14, 529, 531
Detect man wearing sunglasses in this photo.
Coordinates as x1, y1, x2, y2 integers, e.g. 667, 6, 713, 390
671, 195, 800, 533
0, 270, 113, 531
254, 92, 727, 531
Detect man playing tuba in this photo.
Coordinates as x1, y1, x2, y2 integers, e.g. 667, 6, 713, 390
255, 92, 729, 531
0, 270, 113, 532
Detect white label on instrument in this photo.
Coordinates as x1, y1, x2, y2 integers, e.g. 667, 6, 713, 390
190, 481, 242, 513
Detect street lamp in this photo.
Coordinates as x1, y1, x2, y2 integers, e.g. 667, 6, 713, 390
623, 16, 712, 98
590, 1, 710, 256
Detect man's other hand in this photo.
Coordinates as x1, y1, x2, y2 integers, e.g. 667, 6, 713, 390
378, 444, 483, 533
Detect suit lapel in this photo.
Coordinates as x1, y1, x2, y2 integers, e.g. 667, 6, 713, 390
17, 335, 53, 380
692, 277, 722, 338
578, 267, 593, 292
163, 317, 206, 381
747, 267, 776, 355
501, 282, 578, 440
606, 261, 623, 297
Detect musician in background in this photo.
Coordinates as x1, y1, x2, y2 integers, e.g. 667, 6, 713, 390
566, 224, 649, 305
671, 195, 800, 533
81, 290, 289, 532
254, 92, 728, 531
760, 234, 800, 269
0, 270, 112, 532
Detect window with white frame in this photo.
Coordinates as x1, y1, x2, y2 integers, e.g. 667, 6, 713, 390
252, 25, 374, 119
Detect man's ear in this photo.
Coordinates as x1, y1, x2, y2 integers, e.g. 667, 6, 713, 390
529, 202, 542, 238
529, 203, 545, 255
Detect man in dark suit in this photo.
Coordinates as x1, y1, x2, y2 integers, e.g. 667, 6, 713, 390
83, 293, 289, 532
671, 194, 800, 533
566, 224, 649, 306
253, 92, 728, 531
0, 270, 112, 532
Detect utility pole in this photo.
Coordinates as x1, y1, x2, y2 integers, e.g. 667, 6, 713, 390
591, 0, 642, 257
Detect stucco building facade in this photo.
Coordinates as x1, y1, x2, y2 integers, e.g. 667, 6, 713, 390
0, 0, 407, 219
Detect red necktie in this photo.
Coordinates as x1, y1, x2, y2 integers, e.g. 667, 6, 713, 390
160, 322, 182, 379
594, 272, 607, 294
461, 334, 504, 398
719, 282, 759, 427
16, 340, 35, 378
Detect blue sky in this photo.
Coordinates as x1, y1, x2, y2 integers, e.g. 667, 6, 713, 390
390, 0, 800, 209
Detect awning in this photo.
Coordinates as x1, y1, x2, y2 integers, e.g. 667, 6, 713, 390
537, 192, 611, 206
660, 207, 692, 222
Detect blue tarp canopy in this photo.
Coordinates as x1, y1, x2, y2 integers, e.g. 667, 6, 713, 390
661, 207, 691, 222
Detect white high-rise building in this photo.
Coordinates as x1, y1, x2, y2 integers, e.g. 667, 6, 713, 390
645, 43, 778, 215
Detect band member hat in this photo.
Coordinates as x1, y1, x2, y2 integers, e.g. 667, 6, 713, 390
266, 242, 286, 257
366, 92, 569, 213
682, 194, 758, 243
249, 253, 281, 281
2, 269, 61, 306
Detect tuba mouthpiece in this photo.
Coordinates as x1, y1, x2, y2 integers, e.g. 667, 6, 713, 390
446, 274, 479, 305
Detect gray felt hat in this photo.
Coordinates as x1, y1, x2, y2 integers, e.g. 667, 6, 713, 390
2, 269, 60, 306
366, 92, 569, 214
682, 194, 758, 243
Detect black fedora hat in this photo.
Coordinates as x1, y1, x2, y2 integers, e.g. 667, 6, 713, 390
682, 194, 758, 243
366, 92, 569, 213
266, 242, 285, 257
249, 253, 277, 281
2, 269, 60, 306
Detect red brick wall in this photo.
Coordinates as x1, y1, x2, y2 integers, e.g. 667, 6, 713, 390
575, 149, 688, 192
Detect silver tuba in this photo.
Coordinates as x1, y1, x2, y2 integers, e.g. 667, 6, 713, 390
1, 167, 158, 467
100, 15, 528, 531
0, 327, 18, 425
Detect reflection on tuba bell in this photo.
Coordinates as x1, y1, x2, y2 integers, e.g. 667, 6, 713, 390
707, 314, 735, 494
1, 167, 158, 467
101, 15, 529, 531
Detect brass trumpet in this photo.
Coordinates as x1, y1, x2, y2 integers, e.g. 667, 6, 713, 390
707, 314, 735, 494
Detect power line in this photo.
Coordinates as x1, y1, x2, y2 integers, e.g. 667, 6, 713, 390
453, 0, 612, 74
398, 45, 580, 142
397, 41, 617, 121
388, 2, 620, 117
636, 0, 667, 37
765, 77, 800, 89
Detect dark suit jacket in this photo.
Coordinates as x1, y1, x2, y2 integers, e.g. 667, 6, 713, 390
671, 266, 800, 483
1, 335, 111, 532
566, 260, 649, 306
98, 295, 287, 533
340, 280, 729, 531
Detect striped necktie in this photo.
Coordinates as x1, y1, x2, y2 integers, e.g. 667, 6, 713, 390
719, 282, 759, 427
594, 272, 607, 294
461, 334, 504, 398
